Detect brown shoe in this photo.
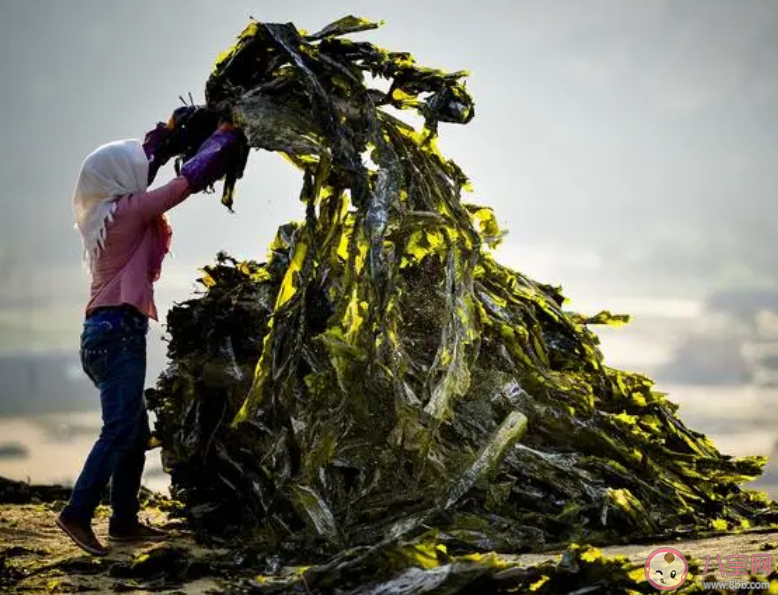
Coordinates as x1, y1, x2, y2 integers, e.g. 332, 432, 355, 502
55, 513, 108, 557
108, 520, 168, 542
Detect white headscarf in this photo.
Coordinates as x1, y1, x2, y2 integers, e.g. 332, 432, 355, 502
72, 139, 149, 271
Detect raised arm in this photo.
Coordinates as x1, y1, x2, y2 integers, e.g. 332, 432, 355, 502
120, 124, 243, 223
121, 176, 192, 223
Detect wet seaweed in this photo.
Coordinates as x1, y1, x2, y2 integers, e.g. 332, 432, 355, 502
226, 541, 657, 594
146, 15, 778, 567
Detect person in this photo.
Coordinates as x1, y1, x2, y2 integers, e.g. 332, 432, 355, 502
55, 116, 242, 557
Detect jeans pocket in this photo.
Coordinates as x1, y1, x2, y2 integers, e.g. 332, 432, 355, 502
81, 343, 111, 387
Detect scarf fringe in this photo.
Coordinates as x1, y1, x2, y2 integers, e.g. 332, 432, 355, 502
79, 199, 119, 273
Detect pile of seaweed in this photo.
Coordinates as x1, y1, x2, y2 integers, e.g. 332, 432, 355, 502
146, 16, 778, 560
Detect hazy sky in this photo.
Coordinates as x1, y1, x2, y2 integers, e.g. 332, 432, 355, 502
0, 0, 776, 355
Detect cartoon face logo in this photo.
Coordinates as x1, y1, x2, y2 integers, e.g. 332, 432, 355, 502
645, 547, 688, 590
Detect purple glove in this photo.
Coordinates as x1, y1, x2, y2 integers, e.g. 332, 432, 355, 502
142, 122, 172, 184
180, 126, 242, 193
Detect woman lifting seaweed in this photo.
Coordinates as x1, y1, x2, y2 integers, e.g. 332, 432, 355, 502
55, 112, 242, 556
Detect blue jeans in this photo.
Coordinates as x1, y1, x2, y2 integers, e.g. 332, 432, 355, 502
61, 306, 150, 526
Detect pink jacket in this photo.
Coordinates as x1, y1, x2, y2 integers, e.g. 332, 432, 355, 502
85, 176, 191, 321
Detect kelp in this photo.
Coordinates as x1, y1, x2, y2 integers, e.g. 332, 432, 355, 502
146, 15, 778, 563
226, 540, 660, 595
228, 539, 778, 595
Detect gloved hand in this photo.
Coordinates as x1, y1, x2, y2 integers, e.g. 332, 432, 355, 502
142, 105, 214, 184
142, 121, 173, 184
180, 124, 243, 193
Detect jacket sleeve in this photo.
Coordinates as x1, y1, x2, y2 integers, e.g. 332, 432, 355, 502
122, 176, 192, 222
